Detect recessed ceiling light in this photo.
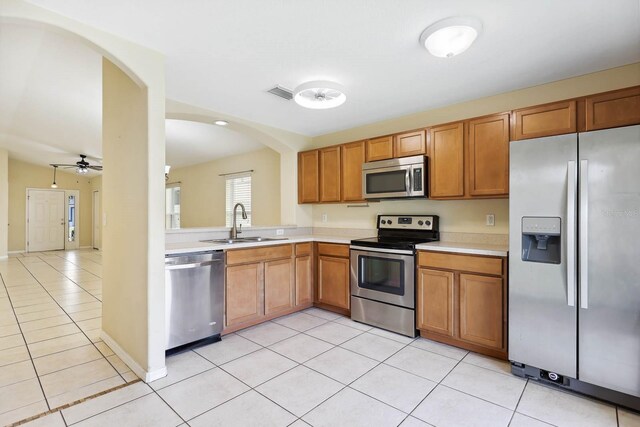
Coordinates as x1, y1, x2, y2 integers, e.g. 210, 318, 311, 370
214, 120, 228, 126
419, 17, 482, 58
293, 80, 346, 109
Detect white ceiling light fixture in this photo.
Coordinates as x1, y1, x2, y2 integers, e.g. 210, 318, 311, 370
419, 17, 482, 58
293, 80, 346, 110
214, 120, 228, 126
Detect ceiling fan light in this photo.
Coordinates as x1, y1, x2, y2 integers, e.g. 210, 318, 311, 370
293, 80, 346, 109
420, 17, 482, 58
76, 166, 88, 175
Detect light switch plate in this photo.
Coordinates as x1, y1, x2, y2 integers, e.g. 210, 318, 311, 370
321, 213, 328, 223
276, 229, 284, 236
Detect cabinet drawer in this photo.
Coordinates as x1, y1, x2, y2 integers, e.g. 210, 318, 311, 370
295, 242, 312, 256
316, 242, 349, 258
418, 251, 503, 276
226, 244, 292, 265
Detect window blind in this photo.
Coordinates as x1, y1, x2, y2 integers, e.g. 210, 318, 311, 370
225, 173, 252, 227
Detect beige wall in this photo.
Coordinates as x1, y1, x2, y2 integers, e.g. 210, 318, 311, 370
0, 149, 8, 258
90, 175, 102, 249
169, 148, 281, 228
7, 158, 97, 251
309, 63, 640, 232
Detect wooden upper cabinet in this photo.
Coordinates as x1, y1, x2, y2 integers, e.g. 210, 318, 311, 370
319, 146, 341, 202
512, 100, 576, 140
459, 273, 504, 350
429, 122, 465, 198
394, 130, 426, 158
365, 136, 394, 162
585, 86, 640, 131
341, 141, 366, 202
417, 268, 454, 337
298, 150, 319, 203
467, 113, 509, 196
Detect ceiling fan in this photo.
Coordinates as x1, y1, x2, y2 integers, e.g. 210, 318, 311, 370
50, 154, 102, 175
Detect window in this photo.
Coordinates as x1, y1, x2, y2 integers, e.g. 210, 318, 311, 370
225, 173, 252, 227
165, 184, 181, 229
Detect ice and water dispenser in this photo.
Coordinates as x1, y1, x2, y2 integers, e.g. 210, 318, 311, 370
521, 217, 561, 264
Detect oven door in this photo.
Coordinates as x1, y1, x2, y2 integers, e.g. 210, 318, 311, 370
350, 246, 415, 308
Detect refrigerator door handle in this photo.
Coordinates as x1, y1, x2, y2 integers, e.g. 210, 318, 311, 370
567, 161, 577, 307
579, 159, 589, 309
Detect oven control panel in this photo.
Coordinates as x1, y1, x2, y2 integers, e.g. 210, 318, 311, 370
378, 215, 438, 230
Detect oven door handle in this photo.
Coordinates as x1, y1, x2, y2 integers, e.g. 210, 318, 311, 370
350, 245, 414, 256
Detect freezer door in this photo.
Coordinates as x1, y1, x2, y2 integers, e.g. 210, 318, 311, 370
509, 134, 578, 377
578, 125, 640, 397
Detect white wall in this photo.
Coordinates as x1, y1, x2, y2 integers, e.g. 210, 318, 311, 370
0, 149, 8, 258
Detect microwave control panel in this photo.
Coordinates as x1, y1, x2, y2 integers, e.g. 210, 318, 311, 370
378, 215, 438, 231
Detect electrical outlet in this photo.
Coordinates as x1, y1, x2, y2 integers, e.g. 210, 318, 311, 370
321, 213, 328, 223
486, 214, 495, 226
276, 229, 284, 236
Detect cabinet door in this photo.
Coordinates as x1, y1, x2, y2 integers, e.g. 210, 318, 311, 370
512, 101, 576, 140
295, 255, 313, 306
467, 114, 509, 196
264, 258, 295, 316
365, 136, 394, 162
226, 263, 263, 327
319, 146, 341, 202
459, 274, 504, 350
341, 141, 366, 201
429, 122, 464, 198
317, 256, 350, 309
395, 130, 426, 158
417, 268, 454, 336
298, 150, 319, 203
585, 86, 640, 131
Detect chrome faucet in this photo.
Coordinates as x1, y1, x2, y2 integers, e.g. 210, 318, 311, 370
230, 202, 247, 239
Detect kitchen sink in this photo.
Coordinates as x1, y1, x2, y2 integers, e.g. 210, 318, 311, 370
200, 237, 288, 244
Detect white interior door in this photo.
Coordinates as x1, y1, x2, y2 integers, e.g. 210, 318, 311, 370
93, 191, 101, 249
27, 189, 65, 252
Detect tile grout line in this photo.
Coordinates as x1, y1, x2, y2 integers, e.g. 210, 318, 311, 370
0, 263, 52, 413
12, 254, 133, 405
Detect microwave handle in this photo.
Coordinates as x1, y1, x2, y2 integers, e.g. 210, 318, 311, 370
406, 169, 412, 196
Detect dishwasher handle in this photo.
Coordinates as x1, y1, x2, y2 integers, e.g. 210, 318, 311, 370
165, 259, 222, 270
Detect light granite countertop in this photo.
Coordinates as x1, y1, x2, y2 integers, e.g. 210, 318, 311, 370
165, 234, 367, 255
416, 241, 509, 257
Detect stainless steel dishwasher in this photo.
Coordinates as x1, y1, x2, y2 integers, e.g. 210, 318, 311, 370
165, 250, 224, 352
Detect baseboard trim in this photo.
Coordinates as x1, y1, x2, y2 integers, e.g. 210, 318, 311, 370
0, 255, 7, 260
8, 250, 24, 254
100, 331, 167, 383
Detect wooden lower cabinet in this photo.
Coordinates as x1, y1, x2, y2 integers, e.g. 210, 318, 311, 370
417, 251, 507, 359
224, 244, 312, 332
225, 263, 263, 327
417, 268, 454, 337
459, 274, 503, 349
264, 258, 294, 316
295, 255, 313, 306
317, 255, 350, 310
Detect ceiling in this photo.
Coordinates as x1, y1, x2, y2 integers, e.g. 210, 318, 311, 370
24, 0, 640, 137
0, 23, 270, 170
2, 1, 639, 171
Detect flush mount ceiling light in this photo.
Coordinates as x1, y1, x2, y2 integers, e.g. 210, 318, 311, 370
214, 120, 228, 126
293, 80, 346, 109
419, 17, 482, 58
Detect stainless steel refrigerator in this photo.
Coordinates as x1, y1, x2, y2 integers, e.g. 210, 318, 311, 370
509, 124, 640, 411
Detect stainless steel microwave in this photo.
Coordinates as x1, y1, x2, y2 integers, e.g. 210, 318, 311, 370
362, 155, 427, 199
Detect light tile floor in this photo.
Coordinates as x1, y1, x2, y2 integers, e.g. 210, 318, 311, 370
3, 251, 639, 426
0, 250, 137, 426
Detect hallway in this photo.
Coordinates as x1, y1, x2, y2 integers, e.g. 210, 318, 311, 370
0, 250, 136, 425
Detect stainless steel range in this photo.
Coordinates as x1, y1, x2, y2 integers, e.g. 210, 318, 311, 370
350, 214, 439, 337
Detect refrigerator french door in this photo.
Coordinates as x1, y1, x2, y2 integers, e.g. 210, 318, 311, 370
509, 125, 640, 410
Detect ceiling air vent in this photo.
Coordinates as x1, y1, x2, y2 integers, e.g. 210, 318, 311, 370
267, 85, 293, 101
